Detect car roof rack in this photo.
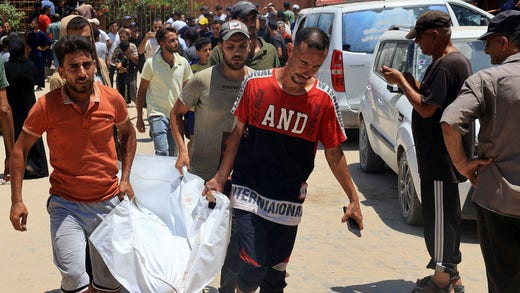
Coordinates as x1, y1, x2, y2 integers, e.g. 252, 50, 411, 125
388, 24, 413, 31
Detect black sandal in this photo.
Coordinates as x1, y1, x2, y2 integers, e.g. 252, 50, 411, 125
412, 276, 452, 293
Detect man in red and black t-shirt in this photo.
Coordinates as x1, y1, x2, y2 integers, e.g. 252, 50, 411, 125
205, 27, 363, 293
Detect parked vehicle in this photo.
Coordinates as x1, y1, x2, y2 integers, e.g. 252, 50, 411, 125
359, 25, 492, 224
293, 0, 492, 128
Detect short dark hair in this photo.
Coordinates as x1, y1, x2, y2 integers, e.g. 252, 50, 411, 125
294, 27, 330, 51
108, 20, 118, 26
67, 16, 90, 32
268, 20, 278, 31
54, 35, 95, 66
119, 40, 130, 51
277, 11, 287, 21
194, 37, 211, 50
284, 1, 290, 9
51, 13, 61, 22
156, 27, 176, 43
183, 28, 199, 43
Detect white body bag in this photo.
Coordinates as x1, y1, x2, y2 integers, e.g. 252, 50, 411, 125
90, 155, 231, 293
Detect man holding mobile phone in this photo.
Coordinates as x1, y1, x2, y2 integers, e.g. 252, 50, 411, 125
137, 18, 164, 60
380, 10, 472, 293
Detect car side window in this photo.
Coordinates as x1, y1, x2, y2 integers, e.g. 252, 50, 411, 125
414, 45, 433, 82
305, 14, 319, 28
317, 13, 334, 37
391, 42, 409, 73
303, 13, 334, 37
341, 5, 446, 54
374, 42, 397, 79
450, 3, 490, 26
294, 15, 307, 34
453, 39, 490, 73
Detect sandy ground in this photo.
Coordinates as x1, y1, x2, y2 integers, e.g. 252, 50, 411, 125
0, 80, 488, 293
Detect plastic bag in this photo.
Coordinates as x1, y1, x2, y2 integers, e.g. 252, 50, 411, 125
89, 154, 231, 293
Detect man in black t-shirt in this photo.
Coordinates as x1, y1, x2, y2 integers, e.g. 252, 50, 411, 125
267, 19, 288, 66
380, 10, 472, 293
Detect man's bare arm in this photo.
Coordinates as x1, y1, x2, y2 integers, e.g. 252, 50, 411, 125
0, 88, 14, 179
170, 100, 190, 174
135, 78, 150, 133
441, 122, 491, 185
324, 145, 363, 229
117, 118, 137, 198
10, 131, 39, 231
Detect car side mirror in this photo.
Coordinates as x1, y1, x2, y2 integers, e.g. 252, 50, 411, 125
387, 83, 402, 93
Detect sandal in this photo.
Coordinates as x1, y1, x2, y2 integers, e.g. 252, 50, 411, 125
412, 275, 452, 293
451, 272, 465, 293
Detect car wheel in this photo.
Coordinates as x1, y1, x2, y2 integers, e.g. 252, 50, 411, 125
398, 155, 423, 225
359, 119, 385, 173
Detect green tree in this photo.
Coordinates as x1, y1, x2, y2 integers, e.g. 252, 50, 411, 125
0, 2, 25, 32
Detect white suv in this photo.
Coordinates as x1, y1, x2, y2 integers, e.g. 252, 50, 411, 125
293, 0, 492, 128
359, 25, 492, 224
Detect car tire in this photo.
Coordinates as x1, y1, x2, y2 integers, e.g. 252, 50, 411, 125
398, 155, 423, 225
359, 120, 385, 173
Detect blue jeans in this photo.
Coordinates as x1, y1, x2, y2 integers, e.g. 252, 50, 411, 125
149, 115, 176, 156
47, 195, 122, 292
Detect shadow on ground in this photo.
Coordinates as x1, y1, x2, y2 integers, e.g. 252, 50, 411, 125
45, 285, 220, 293
331, 279, 416, 292
331, 129, 479, 243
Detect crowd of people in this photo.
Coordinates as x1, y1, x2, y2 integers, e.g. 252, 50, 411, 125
0, 1, 519, 293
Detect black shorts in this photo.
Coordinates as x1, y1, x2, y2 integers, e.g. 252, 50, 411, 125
183, 111, 194, 138
235, 209, 298, 292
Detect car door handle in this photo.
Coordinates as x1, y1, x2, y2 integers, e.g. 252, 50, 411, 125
398, 112, 404, 122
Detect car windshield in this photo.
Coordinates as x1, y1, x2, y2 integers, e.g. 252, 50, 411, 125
342, 5, 447, 53
413, 39, 490, 81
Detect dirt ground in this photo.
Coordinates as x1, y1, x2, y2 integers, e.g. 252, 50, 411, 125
0, 81, 488, 293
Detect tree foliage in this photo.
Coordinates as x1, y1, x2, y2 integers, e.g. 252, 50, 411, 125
0, 2, 25, 31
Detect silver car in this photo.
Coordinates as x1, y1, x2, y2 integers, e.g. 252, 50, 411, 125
294, 0, 492, 129
359, 26, 492, 224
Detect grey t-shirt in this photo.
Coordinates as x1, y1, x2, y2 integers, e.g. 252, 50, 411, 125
180, 65, 254, 181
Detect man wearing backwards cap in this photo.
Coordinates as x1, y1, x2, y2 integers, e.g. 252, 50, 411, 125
209, 0, 279, 70
441, 10, 520, 293
380, 10, 472, 293
170, 21, 254, 293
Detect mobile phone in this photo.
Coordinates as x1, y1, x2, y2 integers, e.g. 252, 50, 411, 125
343, 206, 361, 237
